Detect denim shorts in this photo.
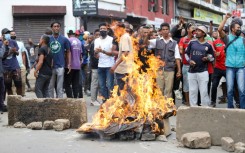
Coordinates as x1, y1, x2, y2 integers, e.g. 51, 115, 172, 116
182, 65, 190, 92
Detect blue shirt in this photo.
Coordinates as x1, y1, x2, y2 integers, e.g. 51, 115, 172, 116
186, 40, 214, 73
49, 35, 71, 68
224, 35, 245, 68
1, 39, 20, 70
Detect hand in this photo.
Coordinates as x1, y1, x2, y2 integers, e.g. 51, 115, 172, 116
110, 65, 116, 74
176, 71, 182, 78
3, 40, 9, 45
34, 70, 38, 78
225, 13, 232, 19
215, 52, 220, 57
179, 16, 184, 25
210, 20, 213, 26
67, 65, 71, 74
189, 60, 196, 66
202, 57, 208, 62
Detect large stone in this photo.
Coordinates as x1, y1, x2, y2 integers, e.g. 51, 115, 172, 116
13, 122, 26, 128
27, 122, 42, 130
221, 137, 235, 152
43, 121, 55, 130
235, 142, 245, 153
53, 119, 70, 131
7, 96, 87, 128
181, 131, 211, 149
141, 133, 156, 141
176, 106, 245, 145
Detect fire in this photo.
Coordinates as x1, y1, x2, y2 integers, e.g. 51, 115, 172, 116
78, 22, 176, 136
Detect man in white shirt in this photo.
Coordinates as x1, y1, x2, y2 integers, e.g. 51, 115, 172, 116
149, 23, 182, 98
94, 23, 114, 103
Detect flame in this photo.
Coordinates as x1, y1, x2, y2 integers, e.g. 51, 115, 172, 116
78, 22, 176, 135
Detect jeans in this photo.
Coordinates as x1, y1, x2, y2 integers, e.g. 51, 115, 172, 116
81, 64, 91, 92
35, 74, 51, 98
90, 69, 99, 101
3, 69, 22, 95
64, 69, 80, 98
0, 77, 4, 108
48, 68, 65, 98
211, 68, 226, 103
226, 67, 245, 109
188, 71, 210, 106
182, 65, 190, 92
98, 67, 114, 102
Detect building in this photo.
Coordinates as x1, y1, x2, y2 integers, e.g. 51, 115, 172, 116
0, 0, 126, 44
125, 0, 175, 29
174, 0, 235, 29
79, 0, 126, 32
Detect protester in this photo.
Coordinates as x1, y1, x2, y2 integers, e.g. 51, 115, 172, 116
185, 26, 214, 107
34, 35, 52, 98
48, 21, 71, 98
218, 13, 245, 109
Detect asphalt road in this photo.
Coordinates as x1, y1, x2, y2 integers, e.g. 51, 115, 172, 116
0, 78, 228, 153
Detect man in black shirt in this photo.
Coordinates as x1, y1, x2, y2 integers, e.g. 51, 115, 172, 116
34, 35, 52, 98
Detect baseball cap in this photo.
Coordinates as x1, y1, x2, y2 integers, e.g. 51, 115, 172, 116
1, 28, 11, 34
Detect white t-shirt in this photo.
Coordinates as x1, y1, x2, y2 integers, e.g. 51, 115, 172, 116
16, 41, 27, 67
94, 36, 114, 68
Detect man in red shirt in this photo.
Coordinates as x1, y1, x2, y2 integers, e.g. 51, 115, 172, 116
179, 23, 196, 106
210, 31, 226, 107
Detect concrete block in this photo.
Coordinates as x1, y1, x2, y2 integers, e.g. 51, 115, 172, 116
13, 122, 26, 128
176, 106, 245, 145
235, 142, 245, 153
221, 137, 235, 152
181, 131, 211, 149
53, 119, 70, 131
163, 118, 171, 137
156, 135, 168, 142
43, 121, 55, 130
27, 122, 42, 130
7, 96, 87, 128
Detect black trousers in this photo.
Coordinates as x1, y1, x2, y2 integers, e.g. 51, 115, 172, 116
211, 68, 226, 103
64, 69, 80, 98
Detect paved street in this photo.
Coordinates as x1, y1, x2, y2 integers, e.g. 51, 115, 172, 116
0, 78, 228, 153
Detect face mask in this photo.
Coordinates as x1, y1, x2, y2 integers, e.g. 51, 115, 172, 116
4, 34, 11, 40
11, 36, 16, 40
235, 30, 242, 36
100, 30, 107, 38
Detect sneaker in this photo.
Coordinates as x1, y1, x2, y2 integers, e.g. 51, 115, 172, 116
235, 103, 240, 108
218, 98, 227, 104
218, 96, 225, 100
210, 102, 216, 108
174, 90, 183, 100
90, 100, 101, 106
85, 90, 91, 96
0, 104, 8, 112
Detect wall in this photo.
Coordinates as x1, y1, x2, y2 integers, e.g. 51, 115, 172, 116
0, 0, 76, 36
98, 0, 125, 12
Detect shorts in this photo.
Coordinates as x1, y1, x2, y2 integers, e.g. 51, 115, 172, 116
3, 69, 22, 89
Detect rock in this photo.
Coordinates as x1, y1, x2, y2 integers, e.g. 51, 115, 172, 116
13, 122, 26, 128
171, 127, 176, 132
221, 137, 235, 152
27, 122, 42, 130
181, 131, 211, 149
141, 133, 156, 141
53, 119, 70, 131
43, 121, 55, 130
235, 142, 245, 153
236, 142, 245, 148
156, 135, 168, 142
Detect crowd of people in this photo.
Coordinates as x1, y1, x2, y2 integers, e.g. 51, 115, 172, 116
1, 12, 245, 112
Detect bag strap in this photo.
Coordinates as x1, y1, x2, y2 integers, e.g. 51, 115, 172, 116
225, 36, 239, 53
